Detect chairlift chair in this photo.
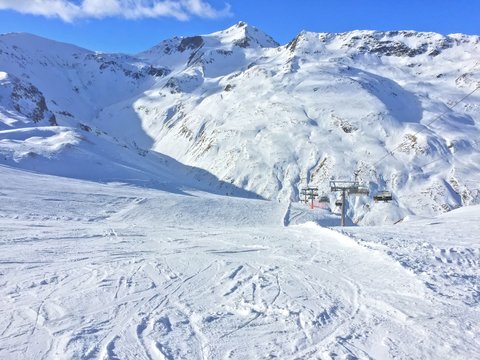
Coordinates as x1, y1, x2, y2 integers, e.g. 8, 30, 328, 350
373, 190, 393, 202
318, 195, 330, 203
349, 184, 370, 195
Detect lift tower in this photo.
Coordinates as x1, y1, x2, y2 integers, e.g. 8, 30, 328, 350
330, 180, 369, 226
300, 187, 318, 209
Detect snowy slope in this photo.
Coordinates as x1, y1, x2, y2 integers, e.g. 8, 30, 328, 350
0, 32, 254, 198
0, 165, 478, 359
1, 23, 480, 224
134, 25, 480, 224
343, 205, 480, 305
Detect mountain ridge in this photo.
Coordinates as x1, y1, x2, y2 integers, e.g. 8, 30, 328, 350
0, 23, 479, 224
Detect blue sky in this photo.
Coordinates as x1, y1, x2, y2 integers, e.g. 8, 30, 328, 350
0, 0, 479, 54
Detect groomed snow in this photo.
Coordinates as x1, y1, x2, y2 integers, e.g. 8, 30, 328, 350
0, 165, 478, 359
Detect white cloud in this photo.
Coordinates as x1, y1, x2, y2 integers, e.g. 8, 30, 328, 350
183, 0, 231, 18
0, 0, 232, 22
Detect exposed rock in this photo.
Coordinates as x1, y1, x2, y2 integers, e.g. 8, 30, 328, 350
79, 123, 92, 132
146, 66, 170, 77
286, 34, 302, 52
234, 37, 250, 49
178, 36, 204, 52
9, 77, 55, 124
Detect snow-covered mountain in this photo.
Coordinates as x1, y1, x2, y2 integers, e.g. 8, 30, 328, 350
1, 22, 479, 224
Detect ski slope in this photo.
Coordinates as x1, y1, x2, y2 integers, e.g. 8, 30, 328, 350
0, 165, 478, 359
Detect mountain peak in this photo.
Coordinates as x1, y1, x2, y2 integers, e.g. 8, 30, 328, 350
210, 21, 279, 48
137, 22, 279, 67
235, 21, 247, 28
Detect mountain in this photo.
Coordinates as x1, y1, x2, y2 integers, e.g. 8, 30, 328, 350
0, 23, 479, 224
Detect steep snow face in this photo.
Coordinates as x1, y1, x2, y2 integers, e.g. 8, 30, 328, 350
135, 27, 480, 223
0, 33, 252, 198
1, 25, 480, 224
0, 32, 170, 125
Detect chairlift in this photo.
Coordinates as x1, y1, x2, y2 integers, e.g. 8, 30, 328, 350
373, 190, 393, 202
300, 186, 318, 206
349, 184, 369, 195
318, 195, 329, 203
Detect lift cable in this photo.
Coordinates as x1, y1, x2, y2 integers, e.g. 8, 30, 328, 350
372, 85, 480, 169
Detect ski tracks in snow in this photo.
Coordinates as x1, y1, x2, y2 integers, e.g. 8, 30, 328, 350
1, 184, 479, 359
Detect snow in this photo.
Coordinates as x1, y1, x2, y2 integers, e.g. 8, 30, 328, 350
342, 205, 480, 305
0, 165, 479, 359
1, 25, 480, 224
0, 126, 79, 161
0, 23, 480, 358
133, 28, 480, 224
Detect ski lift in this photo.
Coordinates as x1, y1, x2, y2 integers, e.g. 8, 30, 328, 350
300, 186, 318, 208
348, 170, 370, 196
318, 195, 329, 203
348, 183, 370, 195
373, 190, 393, 202
301, 187, 318, 198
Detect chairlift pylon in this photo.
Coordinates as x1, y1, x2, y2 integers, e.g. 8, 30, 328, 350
300, 186, 319, 209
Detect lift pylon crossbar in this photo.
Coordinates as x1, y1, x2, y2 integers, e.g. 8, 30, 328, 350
330, 180, 368, 193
